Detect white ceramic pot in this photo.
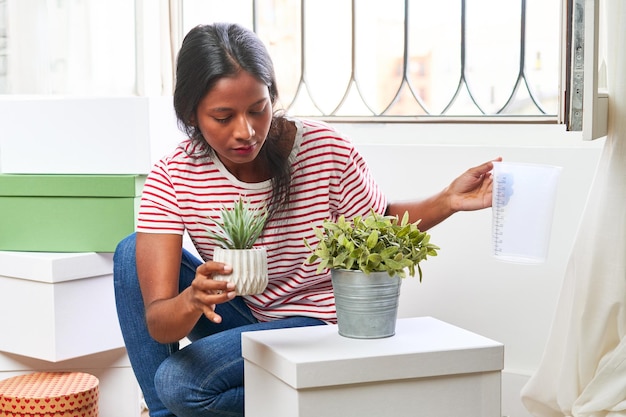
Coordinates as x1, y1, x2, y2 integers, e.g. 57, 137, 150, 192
212, 247, 268, 295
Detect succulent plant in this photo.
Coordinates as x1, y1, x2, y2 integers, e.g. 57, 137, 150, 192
205, 198, 268, 249
305, 209, 439, 280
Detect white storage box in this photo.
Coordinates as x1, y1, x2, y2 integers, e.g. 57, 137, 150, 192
0, 251, 124, 361
0, 96, 184, 174
242, 316, 504, 417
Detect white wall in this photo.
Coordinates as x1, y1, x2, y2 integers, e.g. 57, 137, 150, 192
332, 122, 604, 417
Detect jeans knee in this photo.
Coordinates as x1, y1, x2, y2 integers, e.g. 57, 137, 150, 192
154, 360, 190, 413
154, 345, 244, 416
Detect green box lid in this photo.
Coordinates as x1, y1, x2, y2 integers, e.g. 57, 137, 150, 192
0, 174, 146, 197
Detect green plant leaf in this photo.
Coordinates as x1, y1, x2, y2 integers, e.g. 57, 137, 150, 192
366, 230, 379, 249
205, 198, 268, 249
304, 208, 439, 280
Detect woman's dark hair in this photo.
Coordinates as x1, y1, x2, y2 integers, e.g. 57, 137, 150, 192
173, 22, 291, 217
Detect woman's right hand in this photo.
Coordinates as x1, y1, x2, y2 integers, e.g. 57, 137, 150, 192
136, 232, 237, 343
188, 262, 237, 323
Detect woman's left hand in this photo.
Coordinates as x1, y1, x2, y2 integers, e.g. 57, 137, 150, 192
386, 157, 502, 231
446, 157, 502, 212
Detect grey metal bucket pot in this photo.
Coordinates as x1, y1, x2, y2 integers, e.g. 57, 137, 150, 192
331, 269, 402, 339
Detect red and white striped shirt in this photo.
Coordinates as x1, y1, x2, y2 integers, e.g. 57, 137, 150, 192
137, 118, 387, 323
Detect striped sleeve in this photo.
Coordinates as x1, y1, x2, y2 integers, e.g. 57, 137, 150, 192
337, 144, 388, 218
136, 150, 185, 234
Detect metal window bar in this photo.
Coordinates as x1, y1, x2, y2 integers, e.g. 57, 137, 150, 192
252, 0, 554, 119
444, 0, 547, 115
379, 0, 429, 115
288, 2, 328, 116
497, 0, 548, 115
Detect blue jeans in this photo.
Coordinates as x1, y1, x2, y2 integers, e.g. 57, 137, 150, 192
113, 234, 325, 417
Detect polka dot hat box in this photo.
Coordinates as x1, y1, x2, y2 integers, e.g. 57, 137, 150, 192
0, 372, 99, 417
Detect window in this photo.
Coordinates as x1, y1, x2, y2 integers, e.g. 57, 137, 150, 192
180, 0, 561, 120
2, 0, 605, 136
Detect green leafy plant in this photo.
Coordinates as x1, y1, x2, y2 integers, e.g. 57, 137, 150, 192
205, 198, 268, 249
305, 209, 439, 280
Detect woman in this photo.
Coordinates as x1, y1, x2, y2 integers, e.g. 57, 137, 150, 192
114, 22, 499, 417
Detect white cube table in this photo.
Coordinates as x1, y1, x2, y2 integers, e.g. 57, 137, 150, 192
242, 316, 504, 417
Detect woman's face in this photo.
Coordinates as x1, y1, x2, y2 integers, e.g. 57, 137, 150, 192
195, 71, 273, 181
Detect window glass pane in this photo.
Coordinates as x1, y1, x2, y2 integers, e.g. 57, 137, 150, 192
182, 0, 253, 34
255, 0, 302, 112
465, 0, 522, 114
525, 0, 560, 114
354, 0, 408, 115
407, 0, 461, 115
301, 0, 352, 115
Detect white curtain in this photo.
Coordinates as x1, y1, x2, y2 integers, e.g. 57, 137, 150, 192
521, 1, 626, 416
135, 0, 181, 96
5, 0, 174, 96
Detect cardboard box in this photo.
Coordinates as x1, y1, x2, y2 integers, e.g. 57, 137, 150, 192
242, 317, 504, 417
0, 371, 99, 417
0, 96, 184, 175
0, 174, 144, 252
0, 252, 124, 362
